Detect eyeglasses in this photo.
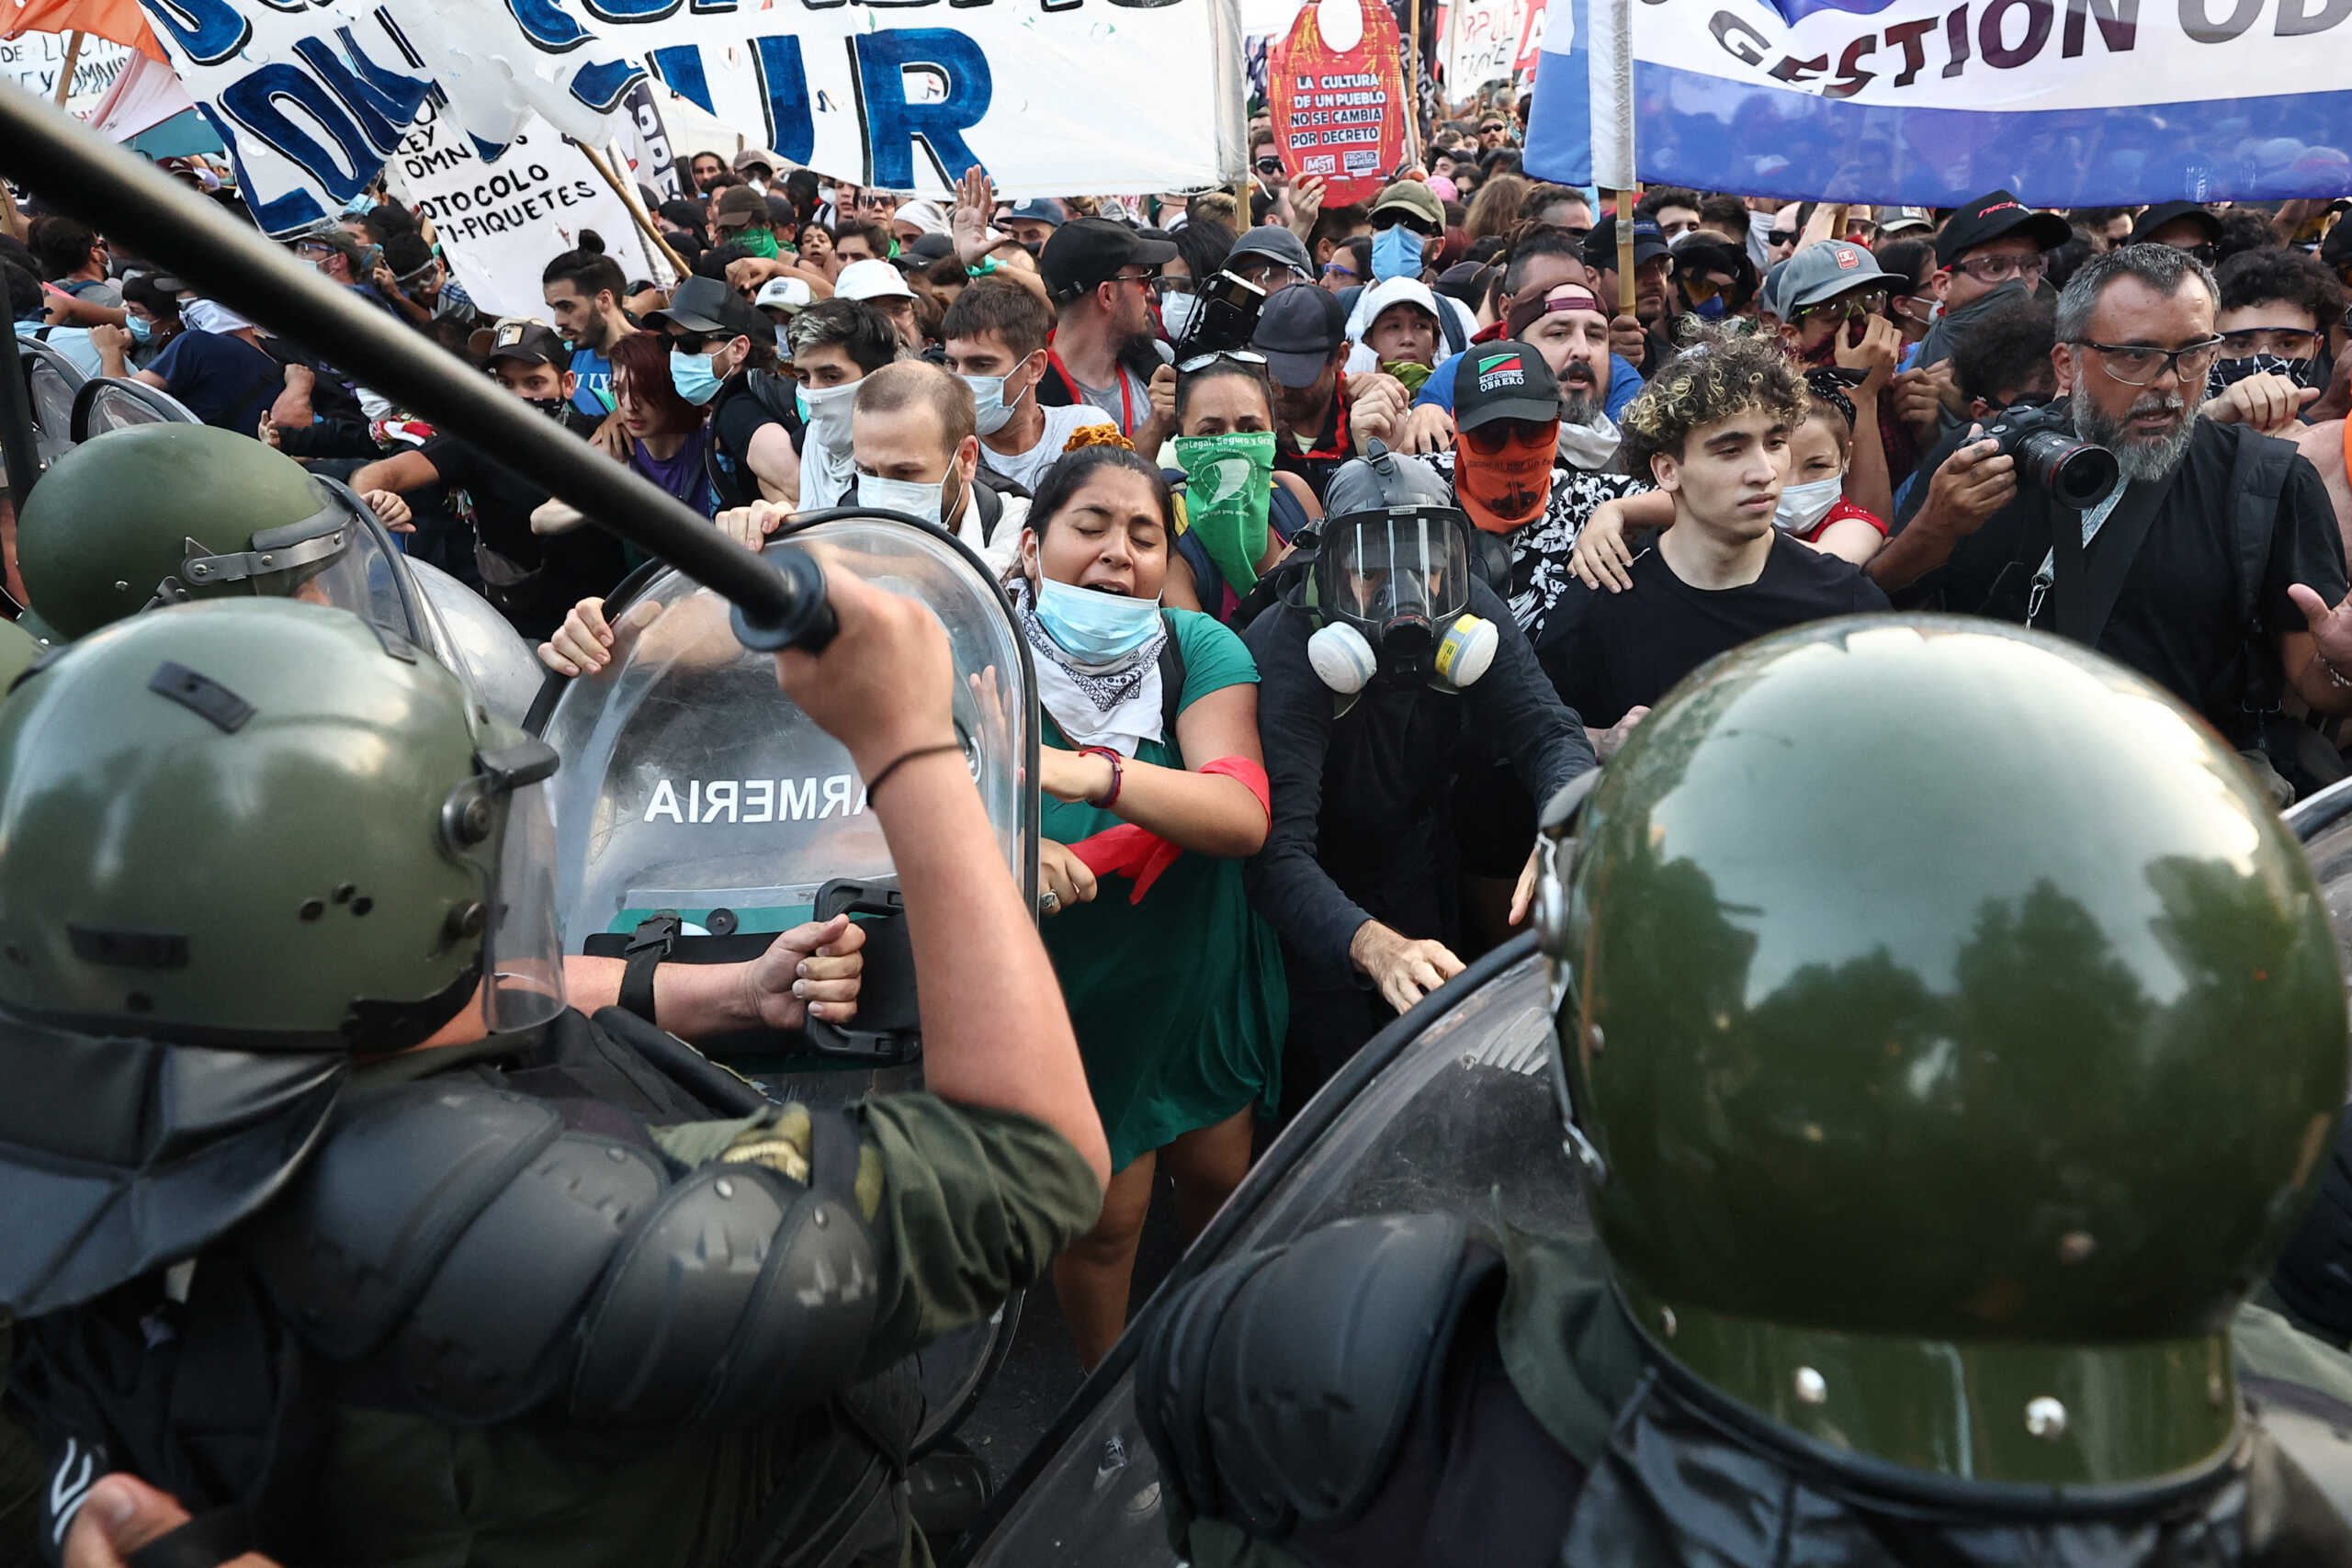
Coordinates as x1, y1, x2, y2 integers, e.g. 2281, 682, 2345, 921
1952, 252, 2049, 285
1254, 156, 1283, 175
1461, 417, 1555, 454
1178, 349, 1270, 375
1115, 271, 1165, 296
1681, 272, 1738, 304
2070, 336, 2225, 387
2177, 243, 2220, 267
2218, 327, 2323, 357
1321, 262, 1359, 281
1768, 229, 1798, 246
1793, 289, 1888, 322
1373, 212, 1442, 239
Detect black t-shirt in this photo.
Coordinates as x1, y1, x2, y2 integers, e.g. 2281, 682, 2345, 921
707, 371, 799, 510
1541, 533, 1889, 728
1898, 416, 2348, 740
420, 408, 628, 639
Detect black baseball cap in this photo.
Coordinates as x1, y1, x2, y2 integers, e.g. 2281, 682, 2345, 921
644, 275, 775, 346
1581, 215, 1668, 272
1250, 283, 1347, 388
1453, 340, 1561, 430
2129, 200, 2224, 248
1935, 190, 2071, 267
1038, 218, 1176, 304
482, 319, 570, 370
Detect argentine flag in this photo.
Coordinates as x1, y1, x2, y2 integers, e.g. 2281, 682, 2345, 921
1525, 0, 2352, 205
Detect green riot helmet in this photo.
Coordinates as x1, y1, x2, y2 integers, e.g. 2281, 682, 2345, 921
1535, 616, 2346, 1492
0, 599, 565, 1316
17, 423, 363, 639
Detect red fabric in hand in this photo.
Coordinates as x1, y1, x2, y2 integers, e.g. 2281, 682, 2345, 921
1067, 757, 1271, 904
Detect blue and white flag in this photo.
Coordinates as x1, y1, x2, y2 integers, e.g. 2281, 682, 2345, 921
1526, 0, 2352, 205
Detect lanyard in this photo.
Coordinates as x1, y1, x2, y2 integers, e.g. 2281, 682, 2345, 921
1048, 348, 1135, 436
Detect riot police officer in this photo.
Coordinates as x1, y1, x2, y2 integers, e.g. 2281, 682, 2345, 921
1138, 617, 2352, 1564
0, 575, 1109, 1566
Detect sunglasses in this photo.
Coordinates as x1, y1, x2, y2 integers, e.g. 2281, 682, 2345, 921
1462, 417, 1555, 455
1373, 213, 1442, 239
1794, 290, 1888, 322
1254, 156, 1283, 175
1178, 349, 1270, 375
667, 329, 718, 354
1768, 229, 1798, 246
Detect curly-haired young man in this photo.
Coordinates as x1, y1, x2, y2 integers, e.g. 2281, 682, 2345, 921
1538, 333, 1888, 747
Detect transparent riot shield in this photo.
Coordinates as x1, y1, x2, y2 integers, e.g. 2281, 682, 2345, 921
406, 556, 544, 726
534, 511, 1038, 1455
2288, 775, 2352, 982
69, 375, 198, 439
538, 514, 1035, 969
19, 339, 85, 465
952, 936, 1577, 1568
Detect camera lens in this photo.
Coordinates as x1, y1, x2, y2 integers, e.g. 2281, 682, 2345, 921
2016, 431, 2120, 511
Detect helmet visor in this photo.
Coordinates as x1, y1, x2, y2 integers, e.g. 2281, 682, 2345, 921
483, 771, 567, 1033
445, 733, 569, 1035
1321, 510, 1471, 631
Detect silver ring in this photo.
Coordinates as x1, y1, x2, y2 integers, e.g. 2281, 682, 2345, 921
1040, 890, 1061, 915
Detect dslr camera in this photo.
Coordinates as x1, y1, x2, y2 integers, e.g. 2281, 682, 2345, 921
1170, 270, 1267, 363
1977, 400, 2119, 510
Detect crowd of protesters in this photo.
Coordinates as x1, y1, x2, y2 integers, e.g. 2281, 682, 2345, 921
9, 116, 2352, 1370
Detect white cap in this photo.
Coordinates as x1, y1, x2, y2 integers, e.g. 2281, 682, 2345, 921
754, 276, 814, 316
835, 258, 916, 302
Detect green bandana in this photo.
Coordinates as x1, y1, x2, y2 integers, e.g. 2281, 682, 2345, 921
1383, 359, 1433, 395
1174, 431, 1277, 595
738, 228, 780, 260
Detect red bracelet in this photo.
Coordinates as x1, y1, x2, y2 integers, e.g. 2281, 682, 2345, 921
1078, 745, 1124, 809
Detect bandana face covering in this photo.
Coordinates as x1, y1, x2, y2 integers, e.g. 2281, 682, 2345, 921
1458, 426, 1557, 533
1555, 412, 1621, 471
2207, 351, 2321, 400
1174, 432, 1277, 592
737, 228, 781, 260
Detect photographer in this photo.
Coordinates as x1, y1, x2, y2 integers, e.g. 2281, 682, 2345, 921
1871, 244, 2352, 798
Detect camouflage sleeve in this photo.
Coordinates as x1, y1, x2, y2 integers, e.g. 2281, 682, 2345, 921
854, 1093, 1103, 1372
651, 1093, 1102, 1375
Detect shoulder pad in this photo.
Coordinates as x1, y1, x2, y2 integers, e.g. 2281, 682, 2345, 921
249, 1080, 670, 1424
570, 1159, 879, 1427
2249, 1375, 2352, 1526
1136, 1213, 1487, 1538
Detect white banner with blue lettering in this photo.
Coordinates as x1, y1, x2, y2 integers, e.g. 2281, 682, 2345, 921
1526, 0, 2352, 205
138, 0, 1250, 236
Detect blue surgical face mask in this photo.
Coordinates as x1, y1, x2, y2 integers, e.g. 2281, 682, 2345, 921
1372, 224, 1425, 283
670, 347, 722, 406
962, 355, 1035, 436
125, 314, 153, 344
1035, 576, 1163, 664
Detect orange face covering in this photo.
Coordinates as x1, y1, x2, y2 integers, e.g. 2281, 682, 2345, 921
1456, 423, 1558, 533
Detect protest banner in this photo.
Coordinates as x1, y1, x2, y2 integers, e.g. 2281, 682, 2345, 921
1443, 0, 1524, 92
387, 99, 670, 321
612, 77, 681, 206
131, 0, 1247, 238
1269, 0, 1409, 205
1525, 0, 2352, 205
0, 30, 129, 113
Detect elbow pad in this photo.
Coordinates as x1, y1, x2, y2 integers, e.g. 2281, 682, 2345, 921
245, 1079, 882, 1428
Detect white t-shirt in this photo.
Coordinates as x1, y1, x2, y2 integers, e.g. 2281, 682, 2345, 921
950, 487, 1031, 581
979, 403, 1115, 494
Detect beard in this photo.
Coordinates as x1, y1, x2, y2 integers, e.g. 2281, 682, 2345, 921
2073, 389, 2199, 483
1559, 388, 1602, 427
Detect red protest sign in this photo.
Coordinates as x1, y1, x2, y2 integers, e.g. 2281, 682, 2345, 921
1268, 0, 1408, 208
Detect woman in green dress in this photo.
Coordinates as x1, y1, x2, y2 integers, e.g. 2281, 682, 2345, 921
1012, 444, 1287, 1369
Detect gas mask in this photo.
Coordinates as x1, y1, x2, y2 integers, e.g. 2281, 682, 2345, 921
1307, 506, 1496, 695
